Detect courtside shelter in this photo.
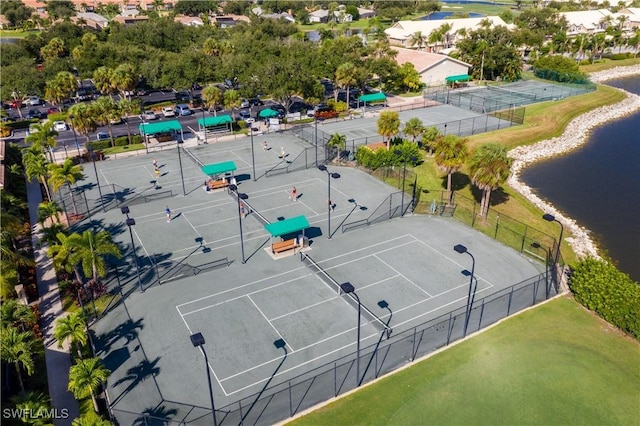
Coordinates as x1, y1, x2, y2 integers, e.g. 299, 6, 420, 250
198, 115, 233, 134
264, 215, 310, 247
201, 161, 237, 180
358, 92, 387, 108
445, 74, 470, 87
139, 120, 183, 142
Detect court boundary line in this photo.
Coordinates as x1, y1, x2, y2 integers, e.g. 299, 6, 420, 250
373, 253, 432, 298
247, 294, 295, 351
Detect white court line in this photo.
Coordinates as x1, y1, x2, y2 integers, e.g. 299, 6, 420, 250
318, 239, 418, 273
373, 253, 432, 297
176, 266, 308, 309
247, 295, 295, 351
221, 329, 379, 395
269, 294, 341, 321
180, 212, 201, 237
230, 150, 252, 167
316, 234, 417, 264
181, 274, 311, 316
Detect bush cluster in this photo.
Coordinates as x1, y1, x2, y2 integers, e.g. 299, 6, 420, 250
569, 258, 640, 339
355, 140, 421, 170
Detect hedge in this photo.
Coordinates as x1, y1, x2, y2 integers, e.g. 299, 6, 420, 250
569, 258, 640, 339
6, 119, 39, 130
86, 140, 111, 151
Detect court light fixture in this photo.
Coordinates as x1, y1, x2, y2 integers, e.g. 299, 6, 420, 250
318, 165, 341, 239
453, 244, 476, 337
340, 282, 361, 387
542, 213, 563, 296
120, 206, 130, 215
190, 332, 217, 426
124, 216, 143, 293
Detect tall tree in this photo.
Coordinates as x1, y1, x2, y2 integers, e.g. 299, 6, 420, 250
201, 85, 222, 116
92, 67, 116, 98
403, 118, 424, 143
0, 300, 36, 331
69, 230, 122, 283
223, 89, 241, 120
22, 144, 52, 201
468, 143, 512, 219
0, 326, 37, 396
54, 311, 88, 359
38, 201, 63, 225
67, 103, 99, 144
113, 63, 136, 100
377, 110, 400, 149
408, 31, 427, 50
48, 158, 84, 214
335, 62, 358, 105
25, 120, 58, 160
68, 357, 110, 412
48, 231, 84, 284
434, 135, 469, 205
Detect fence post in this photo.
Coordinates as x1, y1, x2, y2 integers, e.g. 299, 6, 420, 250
494, 215, 499, 239
334, 362, 338, 397
521, 225, 528, 253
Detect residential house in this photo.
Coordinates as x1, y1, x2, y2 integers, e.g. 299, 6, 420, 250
357, 7, 376, 19
174, 15, 204, 26
112, 15, 149, 25
260, 12, 295, 23
385, 16, 511, 52
309, 9, 329, 23
73, 12, 109, 30
617, 8, 640, 29
391, 47, 471, 87
211, 14, 250, 28
0, 15, 10, 29
560, 10, 613, 36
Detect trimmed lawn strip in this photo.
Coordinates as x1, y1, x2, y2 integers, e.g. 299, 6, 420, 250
291, 297, 640, 426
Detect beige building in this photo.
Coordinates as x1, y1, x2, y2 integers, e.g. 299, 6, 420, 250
392, 47, 471, 87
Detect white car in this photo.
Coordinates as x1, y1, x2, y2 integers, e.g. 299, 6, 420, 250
22, 96, 41, 107
53, 121, 67, 132
162, 107, 175, 117
142, 110, 157, 120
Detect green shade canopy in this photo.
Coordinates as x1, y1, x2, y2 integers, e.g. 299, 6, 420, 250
358, 92, 387, 103
139, 120, 182, 135
264, 215, 310, 237
259, 108, 279, 118
201, 161, 237, 176
198, 115, 233, 127
445, 74, 470, 83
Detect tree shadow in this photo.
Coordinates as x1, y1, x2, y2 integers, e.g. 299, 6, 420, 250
439, 172, 470, 192
111, 356, 162, 405
470, 185, 510, 206
133, 405, 179, 426
92, 317, 145, 355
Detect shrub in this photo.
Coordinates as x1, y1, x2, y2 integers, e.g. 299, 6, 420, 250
6, 119, 38, 130
610, 53, 632, 60
569, 258, 640, 339
114, 136, 129, 147
47, 112, 67, 122
86, 140, 111, 151
131, 135, 142, 144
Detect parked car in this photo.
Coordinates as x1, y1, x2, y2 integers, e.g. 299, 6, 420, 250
109, 117, 124, 125
175, 104, 192, 116
240, 98, 250, 109
174, 90, 190, 102
142, 110, 158, 120
238, 109, 252, 121
162, 106, 176, 117
27, 109, 44, 119
47, 107, 60, 114
95, 132, 110, 141
53, 121, 68, 132
23, 96, 41, 107
249, 98, 264, 107
270, 104, 286, 119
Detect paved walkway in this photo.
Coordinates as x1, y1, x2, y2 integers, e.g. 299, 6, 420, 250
27, 180, 80, 425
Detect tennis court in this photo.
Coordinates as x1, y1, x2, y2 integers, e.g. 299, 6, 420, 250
84, 101, 548, 425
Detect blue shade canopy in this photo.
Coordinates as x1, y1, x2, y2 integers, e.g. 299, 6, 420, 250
264, 215, 310, 237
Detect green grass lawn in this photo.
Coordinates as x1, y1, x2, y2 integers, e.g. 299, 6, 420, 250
290, 297, 640, 426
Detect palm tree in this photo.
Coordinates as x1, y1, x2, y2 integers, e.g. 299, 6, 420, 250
69, 229, 122, 284
408, 31, 427, 50
11, 392, 52, 426
377, 110, 401, 149
26, 120, 58, 162
72, 413, 114, 426
94, 96, 119, 146
68, 103, 99, 144
38, 201, 63, 225
468, 143, 512, 219
403, 118, 424, 143
40, 37, 65, 62
48, 231, 84, 284
434, 135, 469, 205
420, 126, 441, 155
335, 62, 358, 105
202, 85, 222, 116
68, 357, 111, 412
45, 72, 77, 111
54, 311, 88, 358
92, 66, 116, 98
202, 38, 220, 57
0, 300, 36, 331
48, 159, 84, 214
328, 133, 347, 160
22, 144, 52, 201
0, 326, 37, 396
223, 89, 241, 120
118, 98, 136, 144
113, 63, 136, 101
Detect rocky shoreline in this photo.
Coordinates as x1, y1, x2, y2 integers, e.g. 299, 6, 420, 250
508, 64, 640, 259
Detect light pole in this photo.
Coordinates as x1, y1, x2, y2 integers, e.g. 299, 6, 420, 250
88, 146, 105, 212
228, 184, 248, 264
394, 150, 417, 217
340, 282, 361, 387
453, 244, 476, 337
68, 114, 81, 156
542, 213, 564, 296
140, 106, 149, 155
202, 107, 208, 145
314, 116, 318, 166
176, 140, 186, 195
317, 164, 340, 239
249, 126, 256, 181
121, 206, 143, 293
190, 332, 217, 426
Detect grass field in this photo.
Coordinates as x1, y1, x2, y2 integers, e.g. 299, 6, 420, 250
290, 297, 640, 426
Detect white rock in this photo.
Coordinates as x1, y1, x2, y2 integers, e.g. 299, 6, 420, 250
508, 65, 640, 260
